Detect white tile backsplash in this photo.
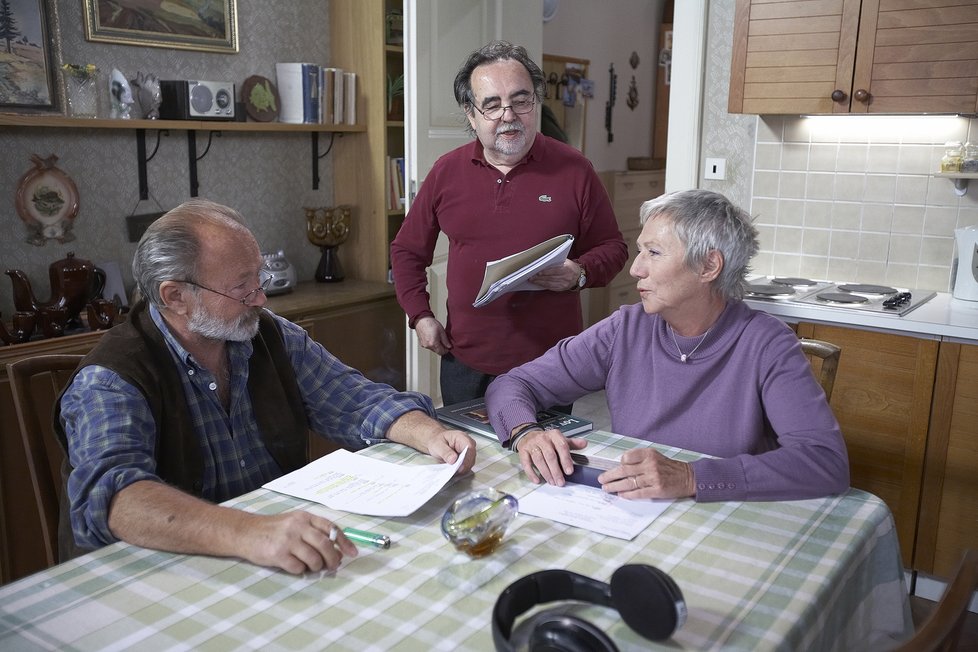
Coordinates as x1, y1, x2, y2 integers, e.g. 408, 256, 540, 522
752, 115, 976, 292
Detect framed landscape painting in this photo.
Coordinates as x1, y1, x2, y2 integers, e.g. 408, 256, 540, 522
83, 0, 239, 53
0, 0, 63, 114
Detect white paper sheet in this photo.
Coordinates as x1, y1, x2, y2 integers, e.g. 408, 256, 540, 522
518, 482, 672, 540
263, 447, 467, 517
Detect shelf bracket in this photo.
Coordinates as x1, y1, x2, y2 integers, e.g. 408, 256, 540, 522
310, 132, 337, 190
136, 129, 149, 200
187, 131, 199, 197
951, 177, 969, 197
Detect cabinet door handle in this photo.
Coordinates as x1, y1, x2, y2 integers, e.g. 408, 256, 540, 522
831, 89, 847, 102
854, 89, 870, 103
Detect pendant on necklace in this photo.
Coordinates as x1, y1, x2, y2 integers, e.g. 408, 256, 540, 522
680, 354, 688, 363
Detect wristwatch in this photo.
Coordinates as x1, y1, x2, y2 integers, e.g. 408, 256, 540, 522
574, 262, 587, 290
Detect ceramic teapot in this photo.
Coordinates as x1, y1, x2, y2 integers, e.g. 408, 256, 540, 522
6, 252, 102, 326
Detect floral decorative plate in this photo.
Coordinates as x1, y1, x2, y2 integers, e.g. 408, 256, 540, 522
15, 154, 80, 246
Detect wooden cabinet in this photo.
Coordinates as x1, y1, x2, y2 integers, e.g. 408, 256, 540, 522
915, 341, 978, 578
728, 0, 978, 115
586, 170, 665, 327
0, 281, 402, 585
795, 322, 939, 567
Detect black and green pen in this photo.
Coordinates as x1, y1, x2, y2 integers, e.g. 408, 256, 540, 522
343, 527, 391, 549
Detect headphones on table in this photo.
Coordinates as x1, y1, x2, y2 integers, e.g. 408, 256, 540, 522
492, 564, 686, 652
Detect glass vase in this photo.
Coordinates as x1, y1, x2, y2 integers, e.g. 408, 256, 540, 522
62, 66, 100, 118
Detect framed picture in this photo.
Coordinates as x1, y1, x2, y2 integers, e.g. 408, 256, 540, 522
82, 0, 239, 53
0, 0, 64, 114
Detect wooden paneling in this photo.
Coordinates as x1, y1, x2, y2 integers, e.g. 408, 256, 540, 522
796, 322, 938, 567
916, 342, 978, 579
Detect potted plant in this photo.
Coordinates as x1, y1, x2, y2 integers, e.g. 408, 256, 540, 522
387, 73, 404, 121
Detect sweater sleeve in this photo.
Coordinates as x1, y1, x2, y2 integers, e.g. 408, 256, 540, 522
572, 169, 628, 289
690, 327, 850, 502
390, 164, 442, 326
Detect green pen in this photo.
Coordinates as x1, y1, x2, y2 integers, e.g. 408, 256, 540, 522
342, 527, 391, 549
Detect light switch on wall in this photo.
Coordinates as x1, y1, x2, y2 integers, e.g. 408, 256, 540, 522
705, 157, 726, 180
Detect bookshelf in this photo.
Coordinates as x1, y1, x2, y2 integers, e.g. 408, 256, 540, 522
384, 1, 406, 276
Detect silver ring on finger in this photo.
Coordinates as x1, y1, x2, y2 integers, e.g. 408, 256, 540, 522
632, 476, 639, 489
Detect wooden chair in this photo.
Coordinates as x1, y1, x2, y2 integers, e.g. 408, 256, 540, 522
7, 354, 84, 569
894, 549, 978, 652
799, 338, 841, 402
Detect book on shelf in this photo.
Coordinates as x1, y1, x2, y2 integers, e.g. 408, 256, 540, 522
387, 156, 405, 211
343, 71, 357, 125
436, 398, 592, 440
321, 67, 338, 124
332, 67, 345, 124
473, 234, 574, 307
275, 62, 320, 124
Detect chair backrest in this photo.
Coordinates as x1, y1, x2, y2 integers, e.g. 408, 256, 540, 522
894, 549, 978, 652
7, 354, 84, 569
799, 338, 841, 402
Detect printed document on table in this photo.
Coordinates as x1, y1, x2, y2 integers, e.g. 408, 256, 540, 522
518, 483, 672, 540
263, 447, 468, 517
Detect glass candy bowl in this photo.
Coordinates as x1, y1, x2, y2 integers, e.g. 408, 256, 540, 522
441, 488, 518, 558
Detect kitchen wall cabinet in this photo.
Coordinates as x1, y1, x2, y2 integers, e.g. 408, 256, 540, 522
728, 0, 978, 115
795, 322, 939, 567
587, 170, 665, 327
0, 280, 403, 585
915, 341, 978, 579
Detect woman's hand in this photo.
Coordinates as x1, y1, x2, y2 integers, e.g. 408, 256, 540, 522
598, 448, 696, 499
516, 428, 588, 485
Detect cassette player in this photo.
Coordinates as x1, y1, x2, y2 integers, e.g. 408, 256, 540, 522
159, 80, 235, 120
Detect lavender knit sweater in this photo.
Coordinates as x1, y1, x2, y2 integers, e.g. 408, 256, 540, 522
485, 300, 850, 502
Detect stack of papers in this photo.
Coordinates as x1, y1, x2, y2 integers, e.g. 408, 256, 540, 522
473, 234, 574, 307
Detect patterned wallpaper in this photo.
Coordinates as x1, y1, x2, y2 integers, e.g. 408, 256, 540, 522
699, 0, 978, 292
1, 0, 334, 317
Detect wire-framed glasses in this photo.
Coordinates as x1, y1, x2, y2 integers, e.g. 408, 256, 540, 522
471, 97, 536, 121
180, 269, 273, 306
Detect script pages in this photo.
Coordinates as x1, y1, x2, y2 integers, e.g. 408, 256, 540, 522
473, 234, 574, 307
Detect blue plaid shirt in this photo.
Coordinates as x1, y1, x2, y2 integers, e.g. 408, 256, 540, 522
60, 305, 434, 548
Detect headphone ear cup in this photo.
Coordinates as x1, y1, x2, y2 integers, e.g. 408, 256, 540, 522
529, 614, 619, 652
609, 564, 686, 641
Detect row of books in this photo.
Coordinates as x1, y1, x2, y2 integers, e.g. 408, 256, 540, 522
435, 398, 592, 440
275, 62, 356, 125
387, 156, 405, 212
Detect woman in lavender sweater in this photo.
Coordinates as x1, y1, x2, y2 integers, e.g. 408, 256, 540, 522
485, 189, 849, 502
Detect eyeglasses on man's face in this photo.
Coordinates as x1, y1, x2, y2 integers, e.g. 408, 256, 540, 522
179, 268, 273, 306
471, 96, 536, 121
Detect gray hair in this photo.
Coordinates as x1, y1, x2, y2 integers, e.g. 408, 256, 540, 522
132, 199, 251, 308
639, 189, 759, 301
453, 40, 546, 135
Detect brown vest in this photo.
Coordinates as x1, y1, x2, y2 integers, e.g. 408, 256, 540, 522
53, 300, 309, 559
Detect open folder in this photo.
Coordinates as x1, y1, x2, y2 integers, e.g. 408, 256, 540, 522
473, 234, 574, 307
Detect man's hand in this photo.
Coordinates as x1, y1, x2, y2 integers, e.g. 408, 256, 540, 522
597, 448, 695, 500
528, 260, 582, 292
387, 410, 477, 475
515, 428, 588, 485
241, 511, 358, 574
415, 316, 452, 355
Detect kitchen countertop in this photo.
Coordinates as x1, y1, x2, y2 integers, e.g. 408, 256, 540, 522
745, 292, 978, 344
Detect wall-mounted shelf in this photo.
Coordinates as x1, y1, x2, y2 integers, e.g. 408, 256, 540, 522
933, 172, 978, 196
0, 114, 366, 197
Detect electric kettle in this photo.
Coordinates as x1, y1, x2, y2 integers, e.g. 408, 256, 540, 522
951, 225, 978, 301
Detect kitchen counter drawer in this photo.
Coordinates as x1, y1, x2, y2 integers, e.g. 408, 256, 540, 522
599, 170, 665, 231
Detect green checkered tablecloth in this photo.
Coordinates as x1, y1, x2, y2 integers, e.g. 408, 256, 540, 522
0, 432, 912, 651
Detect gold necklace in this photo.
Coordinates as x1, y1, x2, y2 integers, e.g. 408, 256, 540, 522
669, 325, 713, 363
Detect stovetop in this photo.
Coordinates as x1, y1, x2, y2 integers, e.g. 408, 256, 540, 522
744, 277, 937, 317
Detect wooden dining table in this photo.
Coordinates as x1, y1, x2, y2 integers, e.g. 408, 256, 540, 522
0, 431, 912, 650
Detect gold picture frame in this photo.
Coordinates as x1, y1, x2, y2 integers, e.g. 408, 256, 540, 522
82, 0, 239, 54
0, 0, 65, 114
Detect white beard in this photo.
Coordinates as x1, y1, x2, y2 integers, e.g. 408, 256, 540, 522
187, 304, 261, 342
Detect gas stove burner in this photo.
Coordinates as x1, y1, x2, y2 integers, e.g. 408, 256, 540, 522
772, 277, 818, 286
816, 292, 869, 304
837, 284, 898, 295
745, 283, 796, 297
